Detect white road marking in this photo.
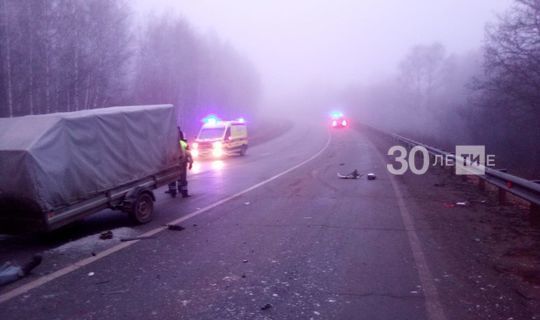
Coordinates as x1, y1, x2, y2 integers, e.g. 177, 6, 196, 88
0, 130, 332, 304
372, 142, 448, 320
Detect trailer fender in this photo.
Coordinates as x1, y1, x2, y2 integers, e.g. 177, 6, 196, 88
124, 187, 156, 203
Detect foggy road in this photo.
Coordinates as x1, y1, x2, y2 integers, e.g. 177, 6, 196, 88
2, 1, 540, 319
0, 123, 537, 320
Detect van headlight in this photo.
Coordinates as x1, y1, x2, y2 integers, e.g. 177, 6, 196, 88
212, 142, 224, 157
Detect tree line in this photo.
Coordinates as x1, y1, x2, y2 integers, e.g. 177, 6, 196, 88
345, 0, 540, 177
0, 0, 260, 135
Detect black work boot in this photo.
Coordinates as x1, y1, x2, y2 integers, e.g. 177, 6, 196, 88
181, 190, 190, 198
21, 255, 42, 275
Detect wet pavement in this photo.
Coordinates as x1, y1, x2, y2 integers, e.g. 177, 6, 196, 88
0, 123, 538, 319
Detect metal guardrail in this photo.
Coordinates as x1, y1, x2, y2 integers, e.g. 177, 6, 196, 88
392, 134, 540, 224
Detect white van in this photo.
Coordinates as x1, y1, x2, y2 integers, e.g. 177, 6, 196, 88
191, 119, 248, 158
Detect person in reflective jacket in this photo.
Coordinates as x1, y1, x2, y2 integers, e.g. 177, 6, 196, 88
167, 128, 193, 198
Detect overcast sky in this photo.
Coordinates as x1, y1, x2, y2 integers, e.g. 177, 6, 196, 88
132, 0, 513, 98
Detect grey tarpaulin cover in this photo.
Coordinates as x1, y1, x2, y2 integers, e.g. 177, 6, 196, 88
0, 105, 180, 212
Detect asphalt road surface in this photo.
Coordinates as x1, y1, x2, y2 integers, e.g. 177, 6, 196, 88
0, 122, 538, 320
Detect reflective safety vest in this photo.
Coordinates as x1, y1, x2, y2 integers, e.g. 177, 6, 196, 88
179, 140, 188, 158
179, 140, 193, 164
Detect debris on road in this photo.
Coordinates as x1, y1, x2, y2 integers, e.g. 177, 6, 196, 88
444, 201, 473, 208
222, 275, 242, 282
260, 303, 272, 311
337, 169, 361, 179
476, 199, 488, 204
0, 255, 42, 286
434, 183, 445, 187
99, 230, 113, 240
167, 224, 185, 231
49, 227, 138, 256
120, 236, 155, 242
242, 259, 249, 263
339, 163, 345, 166
88, 272, 95, 277
106, 289, 129, 295
367, 173, 377, 180
244, 201, 251, 205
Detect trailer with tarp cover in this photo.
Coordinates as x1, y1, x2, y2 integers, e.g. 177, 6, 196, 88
0, 105, 183, 233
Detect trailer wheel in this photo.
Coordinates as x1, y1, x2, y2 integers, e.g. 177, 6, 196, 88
129, 192, 154, 224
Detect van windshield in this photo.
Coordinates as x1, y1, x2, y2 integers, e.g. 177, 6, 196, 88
197, 127, 225, 140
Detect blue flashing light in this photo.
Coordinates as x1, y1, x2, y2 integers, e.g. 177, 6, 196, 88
203, 114, 220, 125
331, 111, 344, 119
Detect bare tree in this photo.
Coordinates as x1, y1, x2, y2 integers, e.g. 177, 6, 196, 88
398, 43, 446, 109
132, 15, 260, 135
466, 0, 540, 175
0, 0, 131, 117
478, 0, 540, 116
0, 0, 259, 135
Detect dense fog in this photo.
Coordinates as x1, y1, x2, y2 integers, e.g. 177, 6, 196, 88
1, 0, 539, 175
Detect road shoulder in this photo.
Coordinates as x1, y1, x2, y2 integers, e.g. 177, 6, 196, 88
363, 126, 540, 319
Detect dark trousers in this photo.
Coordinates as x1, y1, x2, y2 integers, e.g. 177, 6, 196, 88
168, 162, 188, 195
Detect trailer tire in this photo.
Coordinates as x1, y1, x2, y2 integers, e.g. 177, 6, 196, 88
129, 192, 154, 224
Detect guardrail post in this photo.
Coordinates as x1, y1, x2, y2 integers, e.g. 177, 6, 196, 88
478, 178, 485, 191
393, 132, 540, 227
531, 204, 540, 226
498, 188, 507, 205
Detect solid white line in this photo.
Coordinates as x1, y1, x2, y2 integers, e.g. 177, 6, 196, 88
0, 130, 332, 304
372, 144, 447, 320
